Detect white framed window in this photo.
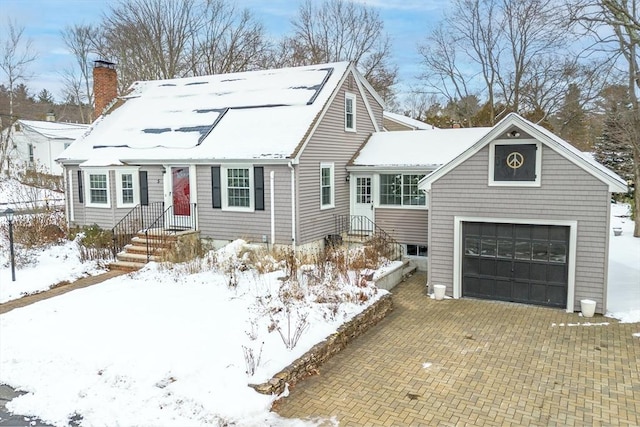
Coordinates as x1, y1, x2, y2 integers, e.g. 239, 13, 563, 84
345, 93, 356, 132
116, 169, 140, 208
84, 169, 111, 208
222, 165, 253, 211
28, 144, 34, 163
488, 140, 542, 187
379, 173, 426, 207
320, 162, 335, 209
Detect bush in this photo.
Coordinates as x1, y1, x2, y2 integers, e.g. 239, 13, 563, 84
0, 210, 67, 248
68, 224, 114, 263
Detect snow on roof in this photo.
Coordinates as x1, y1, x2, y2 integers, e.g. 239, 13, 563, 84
352, 127, 491, 168
60, 62, 350, 164
19, 120, 89, 140
383, 111, 437, 130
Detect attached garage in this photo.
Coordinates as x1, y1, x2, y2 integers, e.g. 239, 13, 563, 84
419, 113, 627, 314
462, 221, 569, 307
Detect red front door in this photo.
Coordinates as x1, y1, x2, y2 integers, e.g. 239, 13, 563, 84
172, 167, 190, 216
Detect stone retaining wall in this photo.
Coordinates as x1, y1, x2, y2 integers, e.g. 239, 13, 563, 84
250, 293, 393, 395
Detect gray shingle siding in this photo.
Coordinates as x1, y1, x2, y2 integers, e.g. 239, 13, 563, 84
374, 208, 428, 245
297, 72, 382, 245
428, 144, 610, 312
66, 165, 166, 230
195, 164, 292, 244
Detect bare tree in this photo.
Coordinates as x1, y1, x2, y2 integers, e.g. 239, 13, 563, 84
61, 24, 98, 123
570, 0, 640, 236
0, 19, 37, 177
95, 0, 198, 90
284, 0, 397, 101
417, 24, 481, 126
189, 0, 269, 75
418, 0, 575, 123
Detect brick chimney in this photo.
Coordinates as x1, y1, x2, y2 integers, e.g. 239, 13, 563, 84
93, 60, 118, 119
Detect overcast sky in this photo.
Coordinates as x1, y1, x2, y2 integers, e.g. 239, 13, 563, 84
1, 0, 447, 103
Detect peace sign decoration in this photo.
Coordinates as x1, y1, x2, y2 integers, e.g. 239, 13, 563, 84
506, 152, 524, 170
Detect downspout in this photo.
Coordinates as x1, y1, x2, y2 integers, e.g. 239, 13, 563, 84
270, 170, 275, 246
288, 162, 296, 251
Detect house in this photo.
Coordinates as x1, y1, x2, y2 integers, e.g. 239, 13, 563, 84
57, 60, 385, 253
58, 61, 626, 314
418, 113, 627, 314
382, 111, 436, 131
347, 127, 489, 270
8, 117, 89, 175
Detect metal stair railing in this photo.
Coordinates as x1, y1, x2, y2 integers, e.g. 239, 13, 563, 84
111, 202, 164, 257
143, 202, 197, 262
333, 214, 404, 260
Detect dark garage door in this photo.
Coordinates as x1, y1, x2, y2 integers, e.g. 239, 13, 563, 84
462, 222, 569, 307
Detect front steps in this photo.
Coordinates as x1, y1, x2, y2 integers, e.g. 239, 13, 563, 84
109, 229, 199, 271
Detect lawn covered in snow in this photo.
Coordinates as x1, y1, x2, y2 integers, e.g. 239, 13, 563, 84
606, 203, 640, 323
0, 241, 391, 426
0, 236, 107, 303
0, 204, 637, 426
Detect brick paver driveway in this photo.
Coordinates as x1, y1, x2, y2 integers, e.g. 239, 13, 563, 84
276, 272, 640, 426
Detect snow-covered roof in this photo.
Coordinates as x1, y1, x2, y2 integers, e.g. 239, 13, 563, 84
58, 62, 351, 166
18, 120, 89, 140
383, 111, 437, 130
351, 127, 490, 168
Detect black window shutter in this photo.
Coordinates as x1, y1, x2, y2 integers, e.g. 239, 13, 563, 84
139, 171, 149, 206
254, 167, 264, 211
77, 170, 84, 203
211, 166, 221, 208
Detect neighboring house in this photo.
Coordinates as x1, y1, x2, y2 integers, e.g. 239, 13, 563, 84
418, 113, 627, 314
57, 61, 384, 250
382, 111, 436, 131
58, 61, 626, 314
8, 118, 89, 175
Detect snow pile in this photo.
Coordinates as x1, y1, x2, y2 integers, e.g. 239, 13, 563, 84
606, 203, 640, 324
0, 240, 389, 426
0, 235, 107, 303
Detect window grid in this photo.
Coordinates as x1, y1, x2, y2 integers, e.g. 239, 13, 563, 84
227, 168, 250, 207
89, 174, 108, 204
345, 94, 355, 130
121, 173, 134, 204
380, 174, 426, 206
321, 166, 332, 206
379, 174, 402, 205
402, 174, 426, 206
356, 177, 371, 203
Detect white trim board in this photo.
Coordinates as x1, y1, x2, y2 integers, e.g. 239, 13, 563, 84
452, 216, 577, 313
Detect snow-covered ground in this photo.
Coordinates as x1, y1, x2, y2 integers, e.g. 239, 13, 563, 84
606, 203, 640, 323
0, 178, 64, 211
0, 241, 391, 426
0, 237, 107, 303
0, 204, 637, 426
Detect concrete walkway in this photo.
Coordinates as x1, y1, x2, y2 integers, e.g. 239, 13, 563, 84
0, 270, 125, 315
276, 273, 640, 426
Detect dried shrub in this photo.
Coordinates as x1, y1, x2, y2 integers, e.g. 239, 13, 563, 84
161, 234, 209, 264
1, 210, 67, 248
242, 342, 264, 376
68, 224, 114, 263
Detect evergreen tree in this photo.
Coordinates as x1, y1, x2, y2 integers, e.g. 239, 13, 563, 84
594, 88, 634, 185
555, 83, 588, 151
37, 88, 54, 104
